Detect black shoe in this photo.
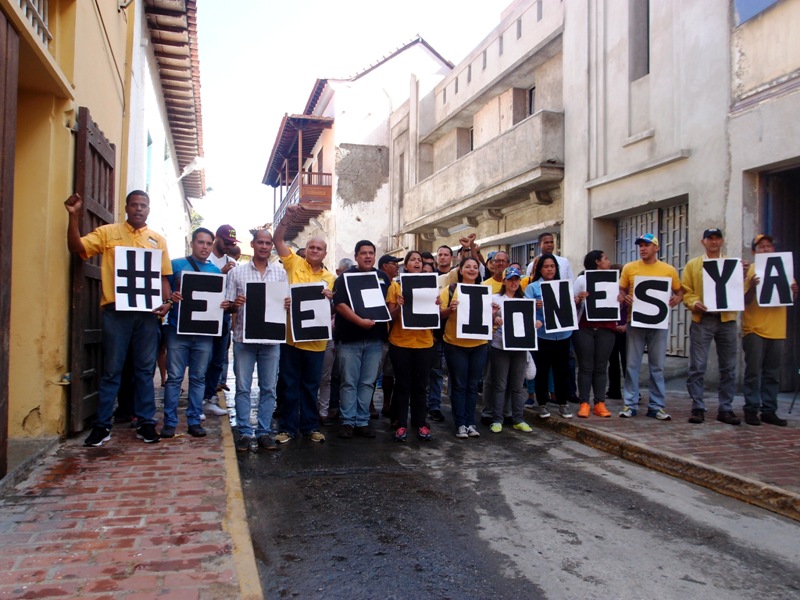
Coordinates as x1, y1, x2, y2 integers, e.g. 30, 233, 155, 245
84, 426, 111, 447
688, 409, 705, 424
760, 412, 788, 427
744, 412, 761, 426
716, 411, 741, 426
338, 424, 354, 439
370, 412, 380, 420
136, 423, 160, 443
236, 435, 254, 452
480, 414, 493, 426
187, 424, 207, 438
320, 415, 335, 426
606, 390, 622, 400
354, 424, 376, 438
160, 426, 176, 438
257, 434, 277, 450
428, 409, 445, 423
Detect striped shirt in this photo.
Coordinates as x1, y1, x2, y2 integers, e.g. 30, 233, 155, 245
226, 260, 288, 343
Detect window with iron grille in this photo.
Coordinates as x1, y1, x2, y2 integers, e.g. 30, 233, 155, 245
615, 202, 689, 356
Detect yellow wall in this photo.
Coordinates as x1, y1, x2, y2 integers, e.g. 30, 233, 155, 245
6, 0, 132, 437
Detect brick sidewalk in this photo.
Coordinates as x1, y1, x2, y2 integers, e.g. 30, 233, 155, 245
528, 390, 800, 519
0, 413, 245, 599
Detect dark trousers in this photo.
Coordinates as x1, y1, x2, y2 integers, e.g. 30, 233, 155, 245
278, 344, 325, 436
203, 314, 231, 400
607, 331, 627, 396
389, 344, 435, 429
533, 337, 571, 406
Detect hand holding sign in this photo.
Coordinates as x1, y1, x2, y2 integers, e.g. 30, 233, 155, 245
755, 252, 794, 307
399, 273, 440, 330
701, 259, 744, 312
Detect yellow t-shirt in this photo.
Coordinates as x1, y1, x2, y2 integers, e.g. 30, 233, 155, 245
80, 222, 172, 306
439, 285, 488, 348
281, 249, 336, 352
742, 263, 788, 339
619, 259, 681, 323
483, 277, 503, 294
386, 281, 433, 349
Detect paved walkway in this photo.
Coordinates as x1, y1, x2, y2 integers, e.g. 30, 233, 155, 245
0, 385, 798, 598
0, 396, 261, 600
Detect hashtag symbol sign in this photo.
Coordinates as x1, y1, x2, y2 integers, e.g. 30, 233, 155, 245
114, 247, 162, 311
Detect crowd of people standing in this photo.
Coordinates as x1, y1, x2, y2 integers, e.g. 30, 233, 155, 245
65, 193, 797, 450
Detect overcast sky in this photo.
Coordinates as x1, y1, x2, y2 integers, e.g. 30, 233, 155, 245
193, 0, 511, 242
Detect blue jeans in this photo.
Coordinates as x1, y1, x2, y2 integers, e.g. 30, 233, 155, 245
427, 338, 444, 411
97, 307, 160, 429
444, 342, 488, 429
742, 333, 782, 415
279, 344, 325, 436
204, 314, 231, 400
233, 342, 280, 438
163, 327, 213, 427
337, 339, 383, 427
624, 326, 668, 411
686, 316, 738, 412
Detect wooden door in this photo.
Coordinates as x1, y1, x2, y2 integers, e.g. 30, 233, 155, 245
69, 107, 115, 432
0, 11, 19, 479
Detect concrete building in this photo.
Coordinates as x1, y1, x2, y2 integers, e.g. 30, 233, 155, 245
390, 0, 565, 266
390, 0, 799, 382
264, 36, 453, 264
0, 0, 204, 477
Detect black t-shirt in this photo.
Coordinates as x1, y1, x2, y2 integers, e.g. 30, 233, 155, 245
332, 267, 391, 343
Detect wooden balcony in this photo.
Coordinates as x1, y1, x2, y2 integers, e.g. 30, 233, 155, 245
273, 171, 332, 239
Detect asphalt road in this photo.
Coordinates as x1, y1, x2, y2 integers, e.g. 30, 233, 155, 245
237, 414, 800, 600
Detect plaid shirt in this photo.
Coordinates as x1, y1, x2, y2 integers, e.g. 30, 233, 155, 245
226, 260, 287, 343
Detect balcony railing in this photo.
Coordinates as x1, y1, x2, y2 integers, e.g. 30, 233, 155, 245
273, 171, 333, 239
402, 110, 564, 233
20, 0, 52, 45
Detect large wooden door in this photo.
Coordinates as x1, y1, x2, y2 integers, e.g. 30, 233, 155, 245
69, 107, 115, 433
764, 168, 800, 391
0, 11, 19, 478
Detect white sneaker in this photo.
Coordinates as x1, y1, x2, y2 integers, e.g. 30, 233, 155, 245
200, 412, 206, 421
466, 425, 481, 438
203, 401, 228, 416
455, 425, 469, 439
538, 404, 551, 419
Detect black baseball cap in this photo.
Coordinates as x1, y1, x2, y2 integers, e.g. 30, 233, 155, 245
378, 254, 402, 268
703, 228, 724, 239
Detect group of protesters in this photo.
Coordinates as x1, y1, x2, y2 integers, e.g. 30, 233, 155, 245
66, 191, 797, 450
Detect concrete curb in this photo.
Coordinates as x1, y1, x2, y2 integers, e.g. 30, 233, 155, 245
527, 410, 800, 522
219, 408, 264, 600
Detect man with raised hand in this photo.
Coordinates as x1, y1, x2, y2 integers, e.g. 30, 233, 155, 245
682, 228, 740, 426
66, 190, 172, 446
272, 205, 335, 444
617, 233, 683, 421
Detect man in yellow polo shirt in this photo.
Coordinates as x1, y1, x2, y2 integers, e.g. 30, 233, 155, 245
65, 190, 172, 447
273, 205, 335, 444
742, 234, 799, 426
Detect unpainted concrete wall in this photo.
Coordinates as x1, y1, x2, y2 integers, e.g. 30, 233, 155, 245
336, 144, 389, 207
